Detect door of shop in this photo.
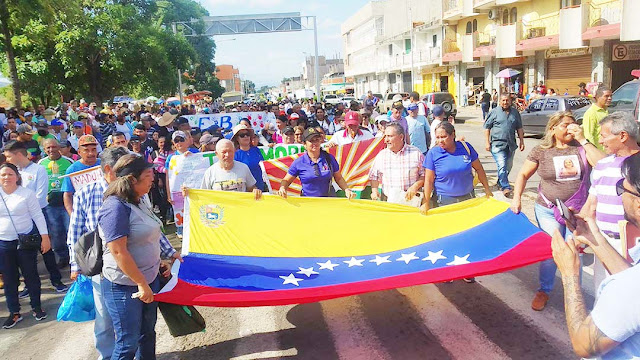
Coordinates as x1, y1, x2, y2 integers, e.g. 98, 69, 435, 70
402, 72, 412, 92
546, 55, 592, 95
611, 60, 640, 91
440, 76, 449, 91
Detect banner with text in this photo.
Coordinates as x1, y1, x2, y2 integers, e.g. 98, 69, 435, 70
62, 166, 104, 191
185, 112, 274, 132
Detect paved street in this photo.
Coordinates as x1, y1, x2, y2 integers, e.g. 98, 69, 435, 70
0, 108, 594, 360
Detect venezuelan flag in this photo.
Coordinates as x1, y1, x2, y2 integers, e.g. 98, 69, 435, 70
156, 191, 551, 307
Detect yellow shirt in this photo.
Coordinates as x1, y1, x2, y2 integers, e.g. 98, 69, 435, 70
582, 104, 608, 151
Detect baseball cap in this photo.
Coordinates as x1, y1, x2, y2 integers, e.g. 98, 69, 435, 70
407, 103, 419, 111
24, 111, 33, 117
432, 105, 445, 117
176, 117, 189, 126
283, 126, 295, 135
302, 127, 324, 142
73, 121, 84, 128
130, 135, 141, 142
16, 124, 35, 135
199, 133, 216, 145
392, 94, 403, 102
35, 120, 48, 128
171, 130, 187, 141
392, 101, 404, 110
289, 112, 300, 121
78, 134, 98, 146
51, 119, 63, 127
375, 115, 390, 124
344, 111, 360, 126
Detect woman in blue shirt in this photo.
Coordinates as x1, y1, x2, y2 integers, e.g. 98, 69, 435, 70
420, 121, 492, 214
232, 124, 266, 190
277, 128, 355, 198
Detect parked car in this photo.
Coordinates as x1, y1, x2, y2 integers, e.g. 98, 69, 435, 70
378, 92, 409, 113
341, 96, 356, 107
520, 95, 592, 136
423, 92, 458, 120
607, 76, 640, 121
324, 94, 341, 105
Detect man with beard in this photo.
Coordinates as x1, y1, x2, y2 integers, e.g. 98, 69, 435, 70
552, 152, 640, 359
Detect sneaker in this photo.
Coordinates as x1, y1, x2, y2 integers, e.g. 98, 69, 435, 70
32, 309, 47, 321
18, 287, 30, 299
2, 314, 22, 329
462, 277, 476, 283
531, 291, 549, 311
52, 281, 68, 293
153, 205, 161, 214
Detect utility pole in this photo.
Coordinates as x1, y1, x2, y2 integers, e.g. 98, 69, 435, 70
409, 0, 414, 93
172, 23, 184, 104
313, 16, 321, 101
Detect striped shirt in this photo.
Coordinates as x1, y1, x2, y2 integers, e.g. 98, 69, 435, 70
589, 155, 628, 242
368, 144, 425, 197
67, 179, 176, 273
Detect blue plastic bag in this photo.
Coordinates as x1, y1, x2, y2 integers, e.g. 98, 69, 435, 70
57, 275, 96, 322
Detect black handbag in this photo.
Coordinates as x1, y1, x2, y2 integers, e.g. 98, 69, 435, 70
0, 194, 42, 251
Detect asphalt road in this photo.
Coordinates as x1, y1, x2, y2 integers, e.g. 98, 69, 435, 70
0, 108, 594, 359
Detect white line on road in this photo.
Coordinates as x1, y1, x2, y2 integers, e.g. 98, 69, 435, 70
398, 284, 510, 360
476, 273, 572, 349
321, 295, 390, 360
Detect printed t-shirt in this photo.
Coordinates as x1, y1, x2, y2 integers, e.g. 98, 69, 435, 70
38, 156, 74, 206
527, 143, 587, 206
424, 141, 478, 197
288, 152, 340, 197
200, 161, 256, 192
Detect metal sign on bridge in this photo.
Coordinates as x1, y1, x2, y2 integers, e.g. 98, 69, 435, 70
176, 13, 304, 36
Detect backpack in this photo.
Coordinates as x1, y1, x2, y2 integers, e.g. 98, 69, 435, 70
74, 230, 103, 276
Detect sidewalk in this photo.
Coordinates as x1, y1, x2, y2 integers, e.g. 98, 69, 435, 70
455, 105, 485, 125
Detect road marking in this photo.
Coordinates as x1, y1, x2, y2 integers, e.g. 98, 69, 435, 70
321, 295, 390, 360
476, 273, 572, 349
398, 284, 510, 360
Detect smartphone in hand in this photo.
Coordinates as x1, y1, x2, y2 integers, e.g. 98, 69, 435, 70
556, 199, 577, 231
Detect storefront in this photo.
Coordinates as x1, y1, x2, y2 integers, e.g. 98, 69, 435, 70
499, 57, 526, 94
421, 66, 455, 95
611, 42, 640, 91
466, 61, 485, 86
545, 48, 592, 96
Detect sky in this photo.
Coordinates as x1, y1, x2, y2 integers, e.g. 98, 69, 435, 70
200, 0, 370, 88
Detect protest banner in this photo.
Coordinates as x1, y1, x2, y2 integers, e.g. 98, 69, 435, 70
185, 112, 274, 132
61, 166, 103, 191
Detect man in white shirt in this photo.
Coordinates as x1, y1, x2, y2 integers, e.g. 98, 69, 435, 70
3, 140, 67, 292
326, 111, 373, 147
198, 139, 262, 200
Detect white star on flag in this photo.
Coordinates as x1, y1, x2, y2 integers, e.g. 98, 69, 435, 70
446, 254, 471, 266
343, 257, 365, 267
296, 267, 319, 277
317, 260, 340, 271
370, 255, 392, 266
279, 273, 303, 286
397, 252, 419, 264
422, 250, 447, 264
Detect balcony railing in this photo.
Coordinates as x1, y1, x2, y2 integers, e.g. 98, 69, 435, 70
520, 13, 559, 40
588, 0, 621, 27
443, 0, 462, 14
444, 38, 461, 53
474, 31, 495, 47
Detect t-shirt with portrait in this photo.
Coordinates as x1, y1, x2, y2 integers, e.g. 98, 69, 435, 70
200, 161, 256, 192
527, 143, 587, 206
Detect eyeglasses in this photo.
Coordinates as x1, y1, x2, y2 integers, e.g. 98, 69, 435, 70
616, 178, 640, 197
237, 133, 250, 138
173, 137, 186, 143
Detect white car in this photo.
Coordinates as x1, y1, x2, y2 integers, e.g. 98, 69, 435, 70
324, 94, 341, 105
341, 96, 356, 106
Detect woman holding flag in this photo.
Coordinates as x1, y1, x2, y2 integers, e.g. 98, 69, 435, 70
277, 127, 356, 199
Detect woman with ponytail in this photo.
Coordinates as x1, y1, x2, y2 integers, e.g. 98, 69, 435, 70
97, 154, 167, 359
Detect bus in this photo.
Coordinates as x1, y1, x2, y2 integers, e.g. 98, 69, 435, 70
221, 91, 243, 106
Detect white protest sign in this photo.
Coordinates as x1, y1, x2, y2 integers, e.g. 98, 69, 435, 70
185, 112, 275, 132
167, 153, 216, 193
62, 166, 104, 191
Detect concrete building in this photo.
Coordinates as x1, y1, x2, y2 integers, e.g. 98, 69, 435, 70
441, 0, 640, 104
302, 56, 345, 93
342, 0, 444, 98
344, 0, 640, 105
215, 65, 241, 92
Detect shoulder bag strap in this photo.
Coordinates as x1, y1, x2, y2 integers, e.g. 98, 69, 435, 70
0, 193, 20, 235
460, 141, 471, 156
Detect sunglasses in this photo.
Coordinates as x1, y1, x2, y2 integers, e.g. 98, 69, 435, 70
173, 137, 186, 143
237, 132, 250, 138
616, 178, 640, 197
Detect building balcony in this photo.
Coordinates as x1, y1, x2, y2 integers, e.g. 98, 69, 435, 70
519, 14, 559, 41
496, 23, 520, 58
443, 0, 476, 21
588, 0, 621, 27
473, 0, 495, 10
621, 0, 640, 41
444, 38, 461, 54
559, 4, 588, 49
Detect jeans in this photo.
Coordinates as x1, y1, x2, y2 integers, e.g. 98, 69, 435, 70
491, 145, 515, 191
0, 240, 41, 314
434, 191, 475, 206
481, 103, 490, 120
102, 276, 160, 360
93, 275, 115, 360
43, 204, 70, 262
535, 203, 582, 294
